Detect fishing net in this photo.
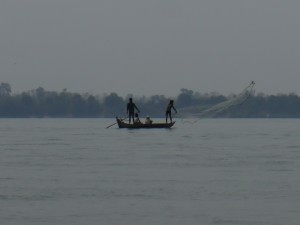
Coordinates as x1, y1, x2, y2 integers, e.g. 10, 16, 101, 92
178, 81, 255, 123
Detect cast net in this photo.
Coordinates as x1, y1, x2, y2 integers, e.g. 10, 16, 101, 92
178, 81, 255, 123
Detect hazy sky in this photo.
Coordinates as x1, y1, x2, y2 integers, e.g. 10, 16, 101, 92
1, 0, 300, 97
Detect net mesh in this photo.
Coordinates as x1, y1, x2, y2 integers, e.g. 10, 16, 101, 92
178, 81, 255, 123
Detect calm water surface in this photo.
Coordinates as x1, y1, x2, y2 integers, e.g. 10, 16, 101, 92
0, 118, 300, 225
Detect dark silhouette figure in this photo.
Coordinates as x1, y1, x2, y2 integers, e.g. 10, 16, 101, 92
166, 100, 177, 123
127, 98, 140, 124
134, 113, 142, 124
145, 115, 153, 124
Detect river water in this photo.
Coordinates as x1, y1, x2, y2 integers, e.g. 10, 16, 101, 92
0, 118, 299, 225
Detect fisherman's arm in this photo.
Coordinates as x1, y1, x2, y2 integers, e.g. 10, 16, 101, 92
135, 104, 140, 113
173, 106, 177, 113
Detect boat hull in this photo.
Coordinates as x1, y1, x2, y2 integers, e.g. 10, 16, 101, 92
116, 118, 175, 129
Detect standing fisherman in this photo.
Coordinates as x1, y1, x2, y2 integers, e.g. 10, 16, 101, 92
127, 98, 140, 124
166, 100, 177, 123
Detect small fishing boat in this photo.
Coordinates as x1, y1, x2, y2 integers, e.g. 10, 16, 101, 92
116, 117, 175, 129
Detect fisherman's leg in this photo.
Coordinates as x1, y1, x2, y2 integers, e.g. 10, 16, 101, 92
166, 111, 170, 123
165, 112, 168, 123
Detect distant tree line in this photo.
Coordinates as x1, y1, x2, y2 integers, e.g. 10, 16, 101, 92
1, 82, 300, 118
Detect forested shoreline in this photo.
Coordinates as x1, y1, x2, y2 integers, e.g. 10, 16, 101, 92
1, 83, 300, 118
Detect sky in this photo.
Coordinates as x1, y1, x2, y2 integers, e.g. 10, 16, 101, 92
1, 0, 300, 97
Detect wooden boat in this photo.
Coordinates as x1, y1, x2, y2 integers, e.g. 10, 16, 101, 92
116, 117, 175, 129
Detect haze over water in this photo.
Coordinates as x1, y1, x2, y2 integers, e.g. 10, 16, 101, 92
1, 118, 300, 225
